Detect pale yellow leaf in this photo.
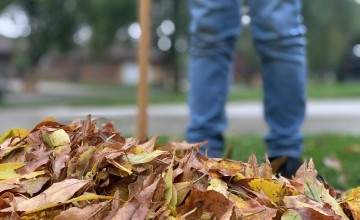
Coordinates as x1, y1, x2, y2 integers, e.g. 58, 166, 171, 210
126, 150, 166, 165
304, 176, 349, 220
0, 128, 29, 144
207, 178, 228, 197
281, 210, 302, 220
42, 129, 70, 148
229, 194, 249, 209
0, 162, 25, 180
248, 178, 298, 203
21, 171, 46, 179
22, 176, 50, 197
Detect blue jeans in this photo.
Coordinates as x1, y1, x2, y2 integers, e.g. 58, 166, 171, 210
186, 0, 307, 158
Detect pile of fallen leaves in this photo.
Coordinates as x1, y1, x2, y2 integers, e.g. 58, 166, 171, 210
0, 116, 359, 219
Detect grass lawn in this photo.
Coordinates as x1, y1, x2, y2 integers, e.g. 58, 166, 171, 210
230, 81, 360, 101
227, 134, 360, 191
2, 80, 360, 107
69, 81, 360, 106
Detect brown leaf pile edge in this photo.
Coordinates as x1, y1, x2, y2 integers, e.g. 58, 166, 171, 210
0, 115, 359, 220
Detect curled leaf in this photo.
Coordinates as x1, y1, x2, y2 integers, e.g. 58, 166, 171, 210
42, 129, 70, 148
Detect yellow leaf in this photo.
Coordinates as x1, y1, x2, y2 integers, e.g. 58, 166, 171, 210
133, 147, 145, 154
0, 128, 29, 144
0, 162, 25, 180
21, 171, 46, 179
219, 160, 243, 170
340, 186, 360, 220
229, 194, 249, 209
65, 192, 113, 204
234, 172, 245, 181
107, 158, 133, 175
341, 186, 360, 203
248, 178, 298, 203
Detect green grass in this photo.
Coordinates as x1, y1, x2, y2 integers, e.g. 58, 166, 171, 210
307, 81, 360, 99
227, 134, 360, 191
2, 80, 360, 107
230, 81, 360, 102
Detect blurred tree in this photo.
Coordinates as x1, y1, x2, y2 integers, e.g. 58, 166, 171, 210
235, 0, 360, 83
0, 1, 11, 10
76, 0, 136, 57
3, 0, 358, 89
303, 0, 360, 80
151, 0, 188, 92
0, 0, 137, 91
22, 0, 80, 91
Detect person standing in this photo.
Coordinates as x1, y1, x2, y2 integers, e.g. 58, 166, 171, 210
186, 0, 307, 178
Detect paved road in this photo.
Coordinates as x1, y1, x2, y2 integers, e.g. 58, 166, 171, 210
1, 99, 360, 136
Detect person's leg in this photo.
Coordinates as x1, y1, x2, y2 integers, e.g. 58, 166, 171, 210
187, 0, 240, 158
248, 0, 307, 159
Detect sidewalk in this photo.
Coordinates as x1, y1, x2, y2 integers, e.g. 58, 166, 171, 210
1, 99, 360, 136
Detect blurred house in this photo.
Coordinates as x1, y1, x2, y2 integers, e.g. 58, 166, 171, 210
36, 43, 173, 86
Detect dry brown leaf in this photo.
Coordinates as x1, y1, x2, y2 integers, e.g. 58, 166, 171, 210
0, 178, 20, 193
111, 178, 161, 220
15, 147, 52, 175
54, 201, 109, 220
9, 179, 89, 212
0, 116, 359, 219
177, 187, 235, 219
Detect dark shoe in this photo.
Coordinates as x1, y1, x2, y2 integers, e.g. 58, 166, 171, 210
269, 156, 302, 178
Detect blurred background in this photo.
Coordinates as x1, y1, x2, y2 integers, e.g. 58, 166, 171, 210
0, 0, 360, 102
0, 0, 360, 189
